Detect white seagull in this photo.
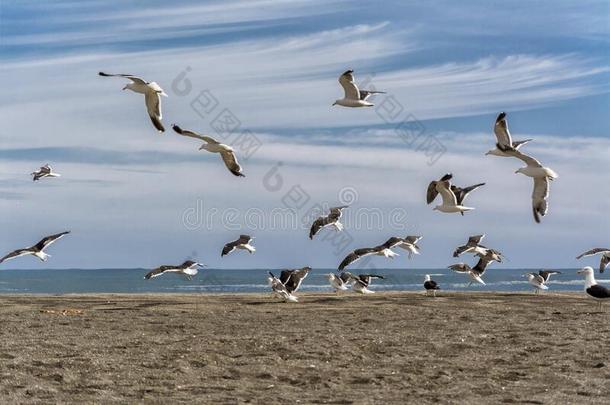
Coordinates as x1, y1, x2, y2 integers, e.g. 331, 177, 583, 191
338, 237, 400, 271
144, 260, 204, 280
486, 112, 533, 157
98, 72, 167, 132
576, 248, 610, 273
173, 125, 245, 177
525, 270, 561, 294
423, 275, 440, 297
267, 271, 298, 302
221, 235, 255, 257
309, 206, 348, 239
453, 234, 488, 257
427, 173, 484, 214
506, 149, 558, 223
0, 231, 70, 264
31, 164, 61, 181
333, 70, 385, 107
577, 266, 610, 311
325, 273, 349, 292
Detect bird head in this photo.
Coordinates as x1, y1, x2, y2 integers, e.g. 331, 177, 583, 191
577, 266, 594, 276
424, 274, 431, 281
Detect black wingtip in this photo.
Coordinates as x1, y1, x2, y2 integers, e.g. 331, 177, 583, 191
231, 170, 245, 177
496, 112, 506, 122
172, 124, 183, 134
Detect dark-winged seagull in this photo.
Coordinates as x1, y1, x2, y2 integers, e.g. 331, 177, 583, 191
98, 72, 166, 132
448, 249, 503, 286
577, 266, 610, 311
173, 125, 245, 177
427, 173, 484, 215
423, 275, 440, 297
340, 272, 384, 294
309, 206, 348, 239
279, 267, 311, 294
486, 112, 533, 157
0, 231, 70, 264
332, 70, 385, 107
221, 235, 255, 257
525, 270, 561, 294
325, 273, 349, 292
338, 237, 401, 271
576, 248, 610, 273
144, 260, 204, 280
267, 271, 298, 302
453, 234, 488, 257
31, 164, 61, 181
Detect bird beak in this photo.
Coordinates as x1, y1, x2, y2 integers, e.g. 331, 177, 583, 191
514, 169, 519, 174
576, 269, 584, 274
332, 102, 337, 106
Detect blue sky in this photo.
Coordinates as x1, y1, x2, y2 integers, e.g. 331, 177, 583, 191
0, 0, 608, 270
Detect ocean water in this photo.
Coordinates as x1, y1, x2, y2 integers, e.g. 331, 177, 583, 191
0, 268, 599, 294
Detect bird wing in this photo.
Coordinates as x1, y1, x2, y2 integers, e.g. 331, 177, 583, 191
448, 263, 471, 273
539, 270, 560, 282
359, 90, 386, 101
601, 255, 610, 273
404, 235, 422, 244
172, 125, 218, 143
532, 177, 549, 223
493, 112, 513, 148
0, 249, 33, 264
436, 180, 457, 206
309, 215, 330, 239
451, 183, 485, 205
284, 268, 310, 293
338, 70, 360, 100
279, 270, 294, 285
34, 231, 70, 251
220, 150, 245, 177
238, 235, 252, 244
507, 149, 543, 168
221, 241, 238, 256
576, 248, 610, 259
468, 234, 485, 245
452, 245, 471, 258
98, 71, 147, 85
144, 91, 165, 132
329, 206, 348, 219
513, 139, 533, 149
338, 248, 376, 270
144, 266, 175, 279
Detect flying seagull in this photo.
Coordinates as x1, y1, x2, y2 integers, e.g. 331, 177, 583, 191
427, 173, 484, 214
325, 273, 349, 292
506, 149, 558, 223
267, 271, 298, 302
309, 206, 348, 239
525, 270, 561, 294
338, 237, 400, 271
340, 272, 383, 294
333, 70, 385, 107
392, 235, 423, 259
423, 275, 440, 297
453, 234, 488, 257
172, 125, 245, 177
448, 249, 503, 286
279, 267, 311, 294
486, 112, 533, 157
0, 231, 70, 264
31, 164, 61, 181
221, 235, 255, 257
144, 260, 204, 280
577, 266, 610, 311
576, 248, 610, 273
98, 72, 167, 132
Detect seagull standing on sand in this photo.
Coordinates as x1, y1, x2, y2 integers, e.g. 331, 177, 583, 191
144, 260, 204, 280
427, 173, 485, 215
267, 272, 298, 302
325, 273, 349, 292
98, 72, 167, 132
338, 237, 401, 271
453, 234, 488, 257
31, 164, 61, 181
576, 248, 610, 273
221, 235, 255, 257
448, 249, 503, 286
486, 112, 533, 157
173, 125, 245, 177
506, 149, 558, 223
332, 70, 385, 107
525, 270, 561, 294
279, 267, 311, 294
0, 231, 70, 264
309, 206, 348, 239
423, 275, 440, 297
577, 266, 610, 311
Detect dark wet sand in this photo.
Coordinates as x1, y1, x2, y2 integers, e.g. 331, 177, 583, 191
0, 292, 609, 404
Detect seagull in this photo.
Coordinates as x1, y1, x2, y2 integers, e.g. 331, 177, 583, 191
325, 273, 349, 292
279, 267, 311, 294
144, 260, 204, 280
332, 70, 385, 107
172, 125, 245, 177
98, 72, 166, 132
525, 270, 561, 294
427, 173, 484, 214
576, 266, 610, 311
506, 149, 558, 223
267, 271, 298, 302
31, 164, 61, 181
340, 272, 383, 294
448, 249, 502, 286
576, 248, 610, 273
0, 231, 70, 264
393, 235, 423, 259
486, 112, 533, 157
453, 234, 488, 257
309, 206, 348, 239
338, 237, 400, 271
221, 235, 255, 257
423, 275, 440, 297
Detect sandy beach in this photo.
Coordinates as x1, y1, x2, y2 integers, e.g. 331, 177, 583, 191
0, 292, 608, 404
